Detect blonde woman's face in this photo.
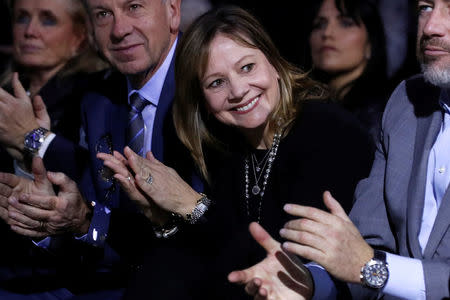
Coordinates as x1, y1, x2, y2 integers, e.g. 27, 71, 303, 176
309, 0, 370, 75
201, 34, 280, 132
12, 0, 84, 70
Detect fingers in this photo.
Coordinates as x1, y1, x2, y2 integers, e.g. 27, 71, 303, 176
283, 217, 328, 235
124, 146, 139, 161
283, 203, 333, 224
98, 154, 131, 179
113, 150, 128, 165
8, 195, 54, 219
280, 228, 326, 252
249, 222, 281, 254
145, 151, 161, 165
125, 147, 156, 175
282, 241, 323, 263
125, 146, 149, 177
0, 206, 8, 223
12, 72, 28, 100
47, 171, 78, 194
228, 270, 253, 284
32, 95, 50, 130
0, 172, 19, 189
8, 209, 41, 229
0, 86, 13, 104
245, 278, 263, 296
31, 157, 50, 188
254, 287, 269, 300
322, 191, 350, 221
10, 224, 47, 238
0, 181, 13, 199
125, 146, 142, 173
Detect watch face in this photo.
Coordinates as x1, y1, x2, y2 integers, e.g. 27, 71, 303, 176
24, 129, 47, 152
362, 260, 389, 288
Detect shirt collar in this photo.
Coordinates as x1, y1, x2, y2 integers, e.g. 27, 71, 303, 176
127, 37, 178, 106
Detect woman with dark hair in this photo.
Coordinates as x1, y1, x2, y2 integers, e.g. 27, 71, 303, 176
309, 0, 389, 141
99, 5, 373, 299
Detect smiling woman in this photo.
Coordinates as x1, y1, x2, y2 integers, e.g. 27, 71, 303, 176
98, 5, 376, 299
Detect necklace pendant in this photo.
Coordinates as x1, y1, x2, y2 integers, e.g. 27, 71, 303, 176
256, 166, 261, 172
252, 185, 261, 195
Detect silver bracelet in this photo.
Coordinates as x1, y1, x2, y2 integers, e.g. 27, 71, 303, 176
186, 193, 211, 224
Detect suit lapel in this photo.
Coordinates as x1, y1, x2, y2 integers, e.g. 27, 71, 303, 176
407, 90, 443, 258
151, 54, 176, 162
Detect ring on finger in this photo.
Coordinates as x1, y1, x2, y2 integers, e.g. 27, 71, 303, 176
39, 220, 45, 231
126, 175, 131, 181
145, 174, 153, 185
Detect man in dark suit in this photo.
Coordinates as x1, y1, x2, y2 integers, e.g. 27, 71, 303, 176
0, 0, 198, 299
228, 0, 450, 299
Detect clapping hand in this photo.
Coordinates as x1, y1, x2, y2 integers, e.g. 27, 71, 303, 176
228, 222, 313, 300
0, 73, 50, 161
97, 149, 169, 225
280, 191, 373, 284
0, 157, 92, 238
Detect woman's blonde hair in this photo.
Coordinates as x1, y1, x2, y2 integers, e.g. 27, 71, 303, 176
173, 6, 327, 181
0, 0, 108, 87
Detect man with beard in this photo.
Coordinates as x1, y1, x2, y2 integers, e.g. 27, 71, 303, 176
228, 0, 450, 299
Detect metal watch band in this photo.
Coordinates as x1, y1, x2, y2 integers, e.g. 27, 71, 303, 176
186, 193, 211, 224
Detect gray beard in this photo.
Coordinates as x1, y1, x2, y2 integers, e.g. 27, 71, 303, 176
421, 63, 450, 88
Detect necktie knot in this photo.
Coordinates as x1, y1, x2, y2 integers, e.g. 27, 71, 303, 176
129, 92, 148, 113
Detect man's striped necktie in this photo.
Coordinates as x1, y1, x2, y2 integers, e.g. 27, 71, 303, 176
127, 92, 148, 156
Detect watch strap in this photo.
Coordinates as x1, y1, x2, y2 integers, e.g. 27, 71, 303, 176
373, 249, 386, 262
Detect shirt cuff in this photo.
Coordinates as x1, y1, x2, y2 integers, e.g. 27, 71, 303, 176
38, 132, 56, 158
383, 252, 426, 299
32, 236, 51, 248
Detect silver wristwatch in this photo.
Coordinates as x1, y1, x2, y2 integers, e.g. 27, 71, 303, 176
360, 250, 389, 289
24, 127, 50, 154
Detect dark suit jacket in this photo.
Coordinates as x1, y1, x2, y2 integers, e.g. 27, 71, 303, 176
0, 73, 100, 294
42, 54, 198, 294
121, 101, 375, 300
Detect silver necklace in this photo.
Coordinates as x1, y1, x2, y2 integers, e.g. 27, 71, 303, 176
244, 132, 281, 223
250, 151, 270, 195
251, 149, 271, 172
